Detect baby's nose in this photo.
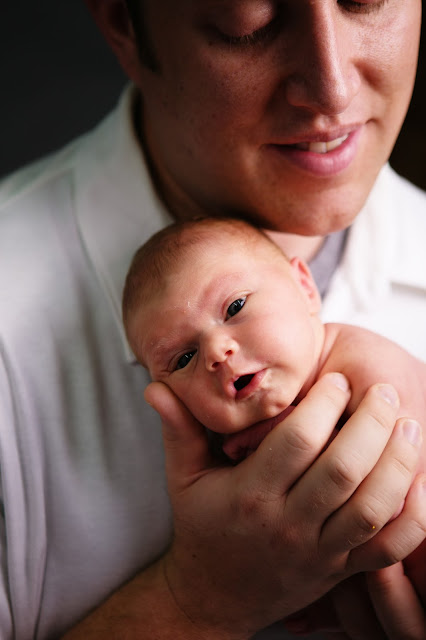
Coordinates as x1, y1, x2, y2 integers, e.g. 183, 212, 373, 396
209, 349, 234, 370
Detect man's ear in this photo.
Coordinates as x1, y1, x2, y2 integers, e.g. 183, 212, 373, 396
84, 0, 141, 83
289, 257, 322, 314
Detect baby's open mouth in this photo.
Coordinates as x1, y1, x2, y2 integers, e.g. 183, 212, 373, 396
234, 374, 254, 391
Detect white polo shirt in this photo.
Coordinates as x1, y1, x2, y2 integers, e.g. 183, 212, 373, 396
0, 85, 425, 639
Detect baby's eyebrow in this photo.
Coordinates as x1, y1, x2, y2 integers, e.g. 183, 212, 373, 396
149, 333, 186, 370
150, 339, 174, 366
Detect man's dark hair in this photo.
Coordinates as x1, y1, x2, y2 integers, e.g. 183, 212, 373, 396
125, 0, 159, 72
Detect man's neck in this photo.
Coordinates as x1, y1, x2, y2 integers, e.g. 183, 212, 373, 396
266, 228, 349, 299
136, 101, 327, 263
264, 230, 324, 263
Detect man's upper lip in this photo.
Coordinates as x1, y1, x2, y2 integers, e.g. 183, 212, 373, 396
269, 124, 360, 145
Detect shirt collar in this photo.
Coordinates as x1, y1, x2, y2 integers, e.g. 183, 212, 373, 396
324, 163, 426, 314
74, 86, 173, 363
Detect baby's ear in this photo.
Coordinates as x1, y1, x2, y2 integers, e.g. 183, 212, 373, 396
289, 257, 322, 314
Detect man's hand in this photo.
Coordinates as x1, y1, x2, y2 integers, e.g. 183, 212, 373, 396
145, 374, 426, 638
285, 563, 425, 639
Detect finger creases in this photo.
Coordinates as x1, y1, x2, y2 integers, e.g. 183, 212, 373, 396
287, 383, 400, 528
252, 372, 351, 498
322, 420, 423, 559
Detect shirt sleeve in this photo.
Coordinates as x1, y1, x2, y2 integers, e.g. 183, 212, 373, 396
0, 342, 47, 639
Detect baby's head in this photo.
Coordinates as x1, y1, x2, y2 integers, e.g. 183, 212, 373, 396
123, 217, 281, 337
123, 217, 324, 437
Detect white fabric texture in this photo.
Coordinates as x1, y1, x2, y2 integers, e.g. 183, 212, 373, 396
0, 85, 425, 639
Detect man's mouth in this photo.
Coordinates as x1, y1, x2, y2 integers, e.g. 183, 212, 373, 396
291, 134, 349, 154
269, 128, 361, 177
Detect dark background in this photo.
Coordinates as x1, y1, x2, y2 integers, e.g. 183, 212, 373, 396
1, 2, 425, 189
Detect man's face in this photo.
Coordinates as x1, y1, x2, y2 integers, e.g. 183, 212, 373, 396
131, 0, 421, 235
136, 235, 323, 434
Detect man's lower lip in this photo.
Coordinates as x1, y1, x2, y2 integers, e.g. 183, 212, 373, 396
268, 128, 362, 177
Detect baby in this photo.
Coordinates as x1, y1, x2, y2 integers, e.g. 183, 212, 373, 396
122, 216, 426, 608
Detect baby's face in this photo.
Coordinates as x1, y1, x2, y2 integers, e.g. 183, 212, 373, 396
135, 235, 323, 435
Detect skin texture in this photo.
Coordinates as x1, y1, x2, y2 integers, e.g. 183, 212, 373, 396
65, 1, 425, 637
119, 0, 421, 239
129, 223, 426, 447
143, 380, 426, 639
133, 233, 324, 433
128, 223, 426, 629
126, 222, 426, 637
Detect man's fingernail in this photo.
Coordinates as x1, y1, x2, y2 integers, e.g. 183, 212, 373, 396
329, 373, 349, 392
377, 384, 399, 407
402, 419, 421, 446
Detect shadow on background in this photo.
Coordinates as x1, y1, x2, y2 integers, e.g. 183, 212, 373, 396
1, 3, 424, 190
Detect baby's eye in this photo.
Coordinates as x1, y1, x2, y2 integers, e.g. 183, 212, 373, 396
175, 351, 196, 370
226, 297, 246, 319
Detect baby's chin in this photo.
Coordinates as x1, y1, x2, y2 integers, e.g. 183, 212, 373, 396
221, 405, 296, 463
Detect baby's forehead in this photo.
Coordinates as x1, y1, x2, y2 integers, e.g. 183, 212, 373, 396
153, 229, 287, 303
178, 223, 279, 260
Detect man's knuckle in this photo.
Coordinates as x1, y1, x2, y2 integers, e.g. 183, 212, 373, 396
326, 455, 361, 492
366, 405, 395, 436
284, 425, 315, 456
322, 388, 345, 412
407, 516, 426, 541
235, 488, 271, 519
353, 503, 383, 535
390, 453, 416, 478
375, 542, 402, 567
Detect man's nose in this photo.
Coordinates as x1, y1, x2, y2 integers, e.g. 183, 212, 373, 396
283, 4, 361, 116
204, 331, 238, 371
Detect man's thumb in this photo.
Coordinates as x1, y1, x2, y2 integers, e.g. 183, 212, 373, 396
144, 382, 212, 489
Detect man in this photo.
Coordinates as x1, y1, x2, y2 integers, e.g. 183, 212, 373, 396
0, 1, 424, 638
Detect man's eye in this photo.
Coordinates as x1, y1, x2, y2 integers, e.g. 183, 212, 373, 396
337, 0, 389, 13
226, 298, 246, 318
175, 351, 196, 370
218, 13, 282, 48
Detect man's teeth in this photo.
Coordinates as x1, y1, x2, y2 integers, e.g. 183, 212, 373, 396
295, 134, 349, 153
